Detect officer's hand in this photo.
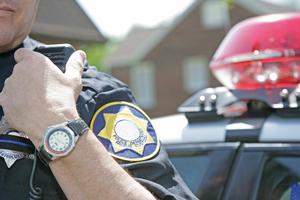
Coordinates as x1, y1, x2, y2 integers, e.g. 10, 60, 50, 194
0, 48, 86, 147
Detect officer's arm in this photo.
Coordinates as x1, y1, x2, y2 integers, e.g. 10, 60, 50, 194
50, 129, 157, 200
0, 49, 158, 200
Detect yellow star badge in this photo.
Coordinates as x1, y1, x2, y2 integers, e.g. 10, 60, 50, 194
99, 107, 154, 155
90, 102, 160, 162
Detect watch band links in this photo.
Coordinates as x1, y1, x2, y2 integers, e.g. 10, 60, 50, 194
67, 118, 89, 136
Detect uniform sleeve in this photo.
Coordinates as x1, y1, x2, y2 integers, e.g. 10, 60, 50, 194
77, 66, 198, 200
121, 147, 198, 200
76, 66, 136, 123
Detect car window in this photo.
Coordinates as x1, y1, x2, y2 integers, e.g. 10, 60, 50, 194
169, 155, 211, 193
257, 157, 300, 200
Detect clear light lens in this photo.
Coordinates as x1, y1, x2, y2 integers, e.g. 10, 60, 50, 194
268, 71, 278, 83
212, 58, 300, 89
256, 74, 266, 83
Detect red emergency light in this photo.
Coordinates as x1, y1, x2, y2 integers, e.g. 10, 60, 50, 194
210, 13, 300, 90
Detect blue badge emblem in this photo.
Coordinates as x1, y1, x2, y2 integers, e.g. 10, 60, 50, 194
90, 102, 160, 162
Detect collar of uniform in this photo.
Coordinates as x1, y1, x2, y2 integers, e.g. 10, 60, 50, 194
22, 36, 44, 50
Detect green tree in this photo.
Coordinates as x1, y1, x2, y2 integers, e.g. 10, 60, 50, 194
80, 43, 108, 71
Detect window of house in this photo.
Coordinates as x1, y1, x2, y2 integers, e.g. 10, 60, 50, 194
201, 0, 229, 29
183, 57, 209, 93
130, 62, 156, 109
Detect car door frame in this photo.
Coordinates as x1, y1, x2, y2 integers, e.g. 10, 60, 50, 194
165, 142, 240, 200
222, 143, 300, 200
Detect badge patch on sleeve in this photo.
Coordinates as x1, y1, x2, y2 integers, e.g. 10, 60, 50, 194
90, 102, 160, 162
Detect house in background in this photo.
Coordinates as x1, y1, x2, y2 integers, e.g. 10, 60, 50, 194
30, 0, 106, 46
105, 0, 295, 118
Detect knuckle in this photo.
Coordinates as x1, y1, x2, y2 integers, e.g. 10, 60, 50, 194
14, 48, 25, 57
65, 78, 74, 87
73, 76, 81, 83
14, 48, 32, 61
69, 74, 82, 84
28, 53, 41, 63
17, 49, 45, 64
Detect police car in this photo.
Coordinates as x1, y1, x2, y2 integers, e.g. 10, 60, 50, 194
152, 13, 300, 200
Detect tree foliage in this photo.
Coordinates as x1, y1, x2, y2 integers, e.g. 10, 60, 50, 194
80, 43, 108, 71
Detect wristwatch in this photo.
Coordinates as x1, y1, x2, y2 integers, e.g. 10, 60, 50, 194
38, 118, 89, 166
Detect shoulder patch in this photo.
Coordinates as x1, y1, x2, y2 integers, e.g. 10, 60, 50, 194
90, 102, 160, 162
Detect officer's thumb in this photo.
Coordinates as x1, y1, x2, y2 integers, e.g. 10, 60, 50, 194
65, 50, 86, 80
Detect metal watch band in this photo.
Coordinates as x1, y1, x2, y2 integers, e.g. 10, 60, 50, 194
67, 118, 89, 136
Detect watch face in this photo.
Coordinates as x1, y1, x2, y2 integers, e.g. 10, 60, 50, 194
45, 128, 74, 155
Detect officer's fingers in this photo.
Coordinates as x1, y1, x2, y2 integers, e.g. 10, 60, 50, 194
65, 50, 86, 81
14, 48, 38, 63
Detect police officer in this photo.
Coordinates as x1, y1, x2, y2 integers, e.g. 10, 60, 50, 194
0, 1, 197, 200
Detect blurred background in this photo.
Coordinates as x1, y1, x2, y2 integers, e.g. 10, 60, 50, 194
30, 0, 300, 118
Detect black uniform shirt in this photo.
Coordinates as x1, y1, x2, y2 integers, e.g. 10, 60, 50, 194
0, 38, 198, 200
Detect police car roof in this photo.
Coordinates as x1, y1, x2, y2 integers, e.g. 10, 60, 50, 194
152, 114, 300, 144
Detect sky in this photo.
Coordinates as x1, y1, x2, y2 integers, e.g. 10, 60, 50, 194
76, 0, 194, 38
76, 0, 294, 39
